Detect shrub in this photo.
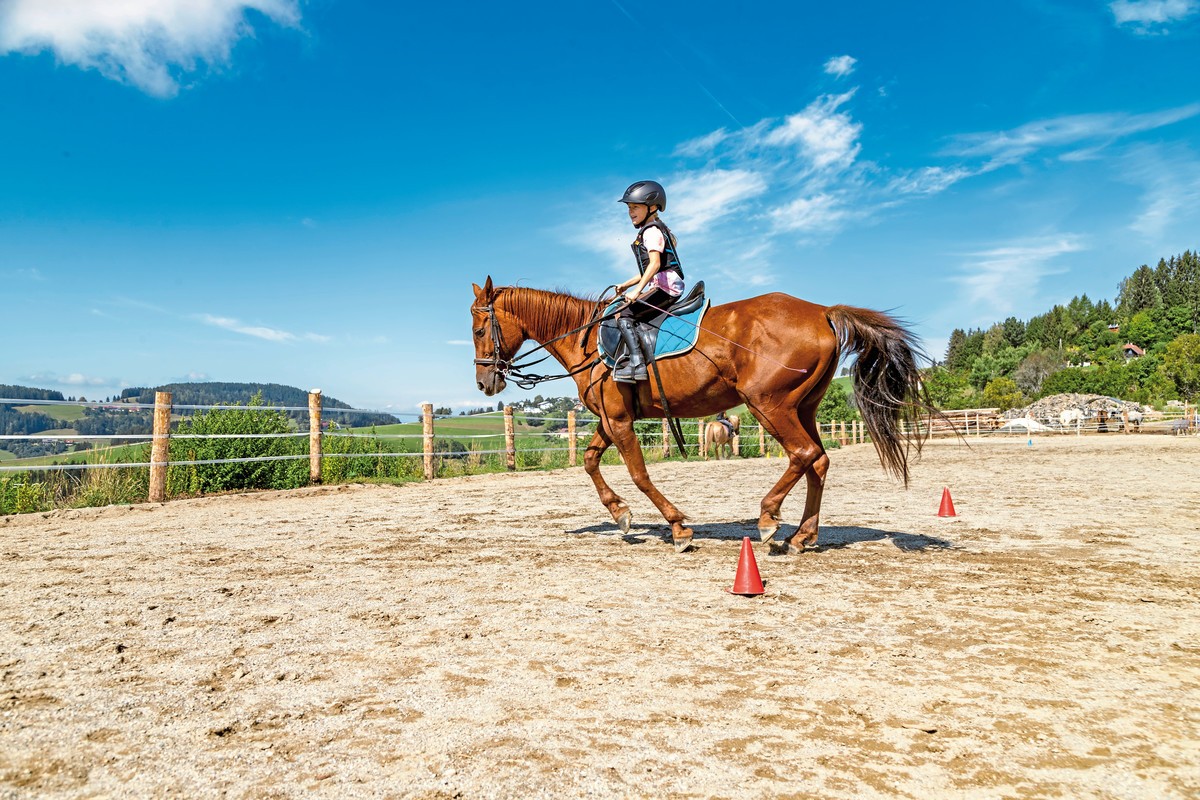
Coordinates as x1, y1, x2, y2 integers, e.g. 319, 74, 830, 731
165, 393, 308, 497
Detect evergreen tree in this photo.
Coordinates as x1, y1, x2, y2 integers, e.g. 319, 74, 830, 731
1002, 316, 1026, 347
1117, 265, 1163, 317
944, 329, 966, 368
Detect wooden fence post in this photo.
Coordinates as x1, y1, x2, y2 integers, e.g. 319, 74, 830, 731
733, 424, 740, 456
148, 391, 172, 503
504, 405, 516, 471
422, 403, 434, 480
1122, 409, 1129, 434
662, 418, 671, 459
758, 419, 766, 457
568, 410, 577, 467
308, 389, 322, 484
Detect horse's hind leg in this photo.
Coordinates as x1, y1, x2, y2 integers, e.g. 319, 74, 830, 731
750, 404, 825, 550
583, 428, 633, 532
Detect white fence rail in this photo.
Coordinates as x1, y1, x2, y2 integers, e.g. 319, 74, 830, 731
1, 393, 875, 501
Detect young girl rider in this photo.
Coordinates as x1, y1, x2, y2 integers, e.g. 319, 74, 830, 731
613, 180, 685, 383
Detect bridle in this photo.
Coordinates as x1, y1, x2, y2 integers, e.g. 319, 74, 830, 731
473, 302, 513, 376
472, 294, 620, 390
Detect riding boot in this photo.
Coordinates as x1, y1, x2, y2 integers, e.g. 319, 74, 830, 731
614, 318, 649, 383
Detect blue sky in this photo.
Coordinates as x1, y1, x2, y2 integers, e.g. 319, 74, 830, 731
2, 1, 1199, 413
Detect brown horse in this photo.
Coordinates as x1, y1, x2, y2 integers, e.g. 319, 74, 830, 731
703, 414, 740, 460
470, 277, 926, 554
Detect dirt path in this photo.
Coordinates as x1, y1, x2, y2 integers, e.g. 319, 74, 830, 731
2, 436, 1199, 798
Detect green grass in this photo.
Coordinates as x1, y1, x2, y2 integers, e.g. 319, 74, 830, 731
12, 404, 88, 423
0, 443, 147, 470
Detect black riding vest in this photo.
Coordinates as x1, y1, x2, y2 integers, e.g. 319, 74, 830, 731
631, 219, 684, 280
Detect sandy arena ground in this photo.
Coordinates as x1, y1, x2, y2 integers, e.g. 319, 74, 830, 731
2, 435, 1199, 799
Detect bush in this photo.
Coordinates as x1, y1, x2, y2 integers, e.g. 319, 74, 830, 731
165, 393, 308, 497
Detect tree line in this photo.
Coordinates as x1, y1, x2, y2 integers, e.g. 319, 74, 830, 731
931, 250, 1200, 410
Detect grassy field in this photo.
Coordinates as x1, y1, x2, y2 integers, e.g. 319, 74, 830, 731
12, 404, 88, 422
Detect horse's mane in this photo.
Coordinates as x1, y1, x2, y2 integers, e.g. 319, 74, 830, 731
497, 286, 598, 339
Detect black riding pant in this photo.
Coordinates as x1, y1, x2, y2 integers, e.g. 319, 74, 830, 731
618, 288, 677, 323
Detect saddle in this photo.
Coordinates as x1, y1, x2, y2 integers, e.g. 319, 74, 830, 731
717, 418, 736, 438
599, 281, 709, 369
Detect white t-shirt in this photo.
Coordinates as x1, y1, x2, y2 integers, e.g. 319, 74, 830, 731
641, 226, 684, 296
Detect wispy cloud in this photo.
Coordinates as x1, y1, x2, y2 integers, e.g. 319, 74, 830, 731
1, 266, 45, 281
25, 371, 114, 388
950, 236, 1084, 320
763, 91, 862, 172
197, 313, 329, 343
669, 169, 768, 236
1118, 143, 1200, 240
823, 54, 857, 78
1109, 0, 1198, 33
446, 340, 472, 346
0, 0, 301, 97
944, 104, 1200, 166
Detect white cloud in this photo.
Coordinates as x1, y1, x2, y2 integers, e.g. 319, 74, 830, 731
769, 193, 848, 234
950, 237, 1084, 319
886, 166, 974, 195
673, 128, 731, 158
197, 313, 328, 343
0, 0, 301, 97
446, 340, 472, 346
669, 168, 768, 236
1119, 143, 1200, 240
25, 371, 112, 388
823, 55, 856, 78
1110, 0, 1198, 31
2, 266, 46, 281
945, 104, 1200, 166
763, 91, 862, 172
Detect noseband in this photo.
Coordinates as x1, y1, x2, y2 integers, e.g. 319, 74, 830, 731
473, 303, 512, 376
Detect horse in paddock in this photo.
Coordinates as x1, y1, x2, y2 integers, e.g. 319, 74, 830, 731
1059, 408, 1086, 433
703, 414, 740, 460
470, 277, 929, 554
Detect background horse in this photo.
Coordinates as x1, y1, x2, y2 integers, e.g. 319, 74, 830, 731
471, 277, 928, 554
1059, 407, 1086, 432
703, 414, 740, 460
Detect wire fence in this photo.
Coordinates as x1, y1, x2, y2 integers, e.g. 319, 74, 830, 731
4, 392, 1193, 515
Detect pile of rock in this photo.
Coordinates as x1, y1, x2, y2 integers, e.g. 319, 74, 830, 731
1004, 393, 1142, 422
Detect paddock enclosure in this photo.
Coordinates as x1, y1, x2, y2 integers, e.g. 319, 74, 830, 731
2, 437, 1198, 799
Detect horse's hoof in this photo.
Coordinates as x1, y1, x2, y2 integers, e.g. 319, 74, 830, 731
615, 508, 631, 533
758, 523, 779, 543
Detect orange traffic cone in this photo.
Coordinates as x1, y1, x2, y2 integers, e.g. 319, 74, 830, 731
938, 487, 957, 518
728, 537, 765, 596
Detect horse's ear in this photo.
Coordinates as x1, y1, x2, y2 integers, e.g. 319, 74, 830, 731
473, 276, 495, 302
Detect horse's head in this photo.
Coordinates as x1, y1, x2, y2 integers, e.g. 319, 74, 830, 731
471, 277, 528, 396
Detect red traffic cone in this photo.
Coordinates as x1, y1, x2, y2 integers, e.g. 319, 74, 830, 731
938, 487, 957, 518
728, 537, 765, 596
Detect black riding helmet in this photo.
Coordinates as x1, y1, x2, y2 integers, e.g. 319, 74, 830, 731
619, 180, 667, 212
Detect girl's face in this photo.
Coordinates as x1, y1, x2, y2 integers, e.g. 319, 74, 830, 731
626, 202, 650, 226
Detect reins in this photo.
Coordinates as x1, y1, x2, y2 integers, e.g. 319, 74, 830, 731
474, 287, 623, 390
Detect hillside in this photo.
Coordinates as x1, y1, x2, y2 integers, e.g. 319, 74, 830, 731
931, 249, 1199, 411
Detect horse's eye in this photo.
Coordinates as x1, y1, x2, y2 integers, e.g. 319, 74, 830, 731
474, 328, 484, 338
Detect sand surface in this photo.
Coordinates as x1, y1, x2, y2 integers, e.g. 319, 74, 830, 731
2, 435, 1199, 799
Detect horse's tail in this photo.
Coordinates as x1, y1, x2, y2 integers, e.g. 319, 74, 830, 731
825, 305, 931, 486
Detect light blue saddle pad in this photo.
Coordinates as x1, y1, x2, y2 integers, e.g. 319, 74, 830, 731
598, 298, 711, 368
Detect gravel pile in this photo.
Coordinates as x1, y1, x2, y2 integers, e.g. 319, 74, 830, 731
1005, 392, 1142, 421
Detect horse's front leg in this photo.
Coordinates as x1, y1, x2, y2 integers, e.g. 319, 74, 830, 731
583, 429, 633, 532
609, 421, 694, 553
